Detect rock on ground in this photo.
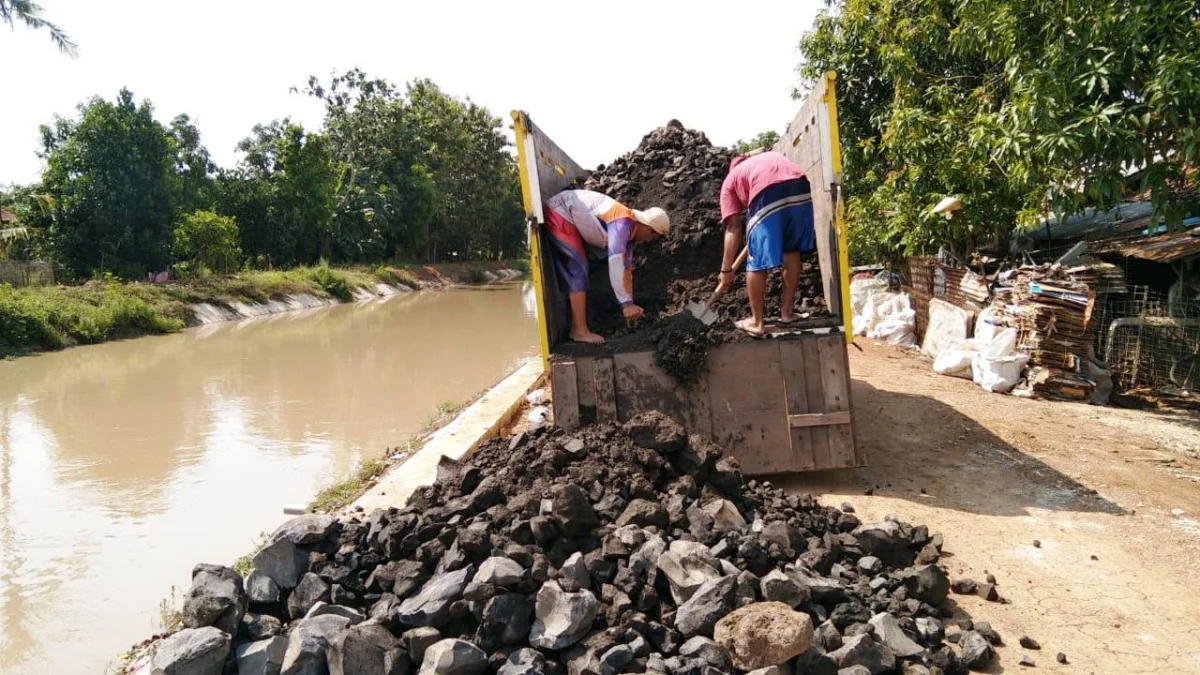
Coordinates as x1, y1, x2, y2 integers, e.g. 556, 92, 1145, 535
397, 566, 474, 628
288, 573, 331, 620
827, 634, 896, 675
328, 621, 408, 675
235, 636, 287, 675
713, 602, 814, 670
959, 631, 995, 671
182, 565, 246, 636
151, 626, 231, 675
270, 514, 337, 546
419, 638, 487, 675
528, 581, 598, 650
868, 612, 924, 658
253, 538, 308, 590
280, 614, 353, 675
675, 576, 738, 637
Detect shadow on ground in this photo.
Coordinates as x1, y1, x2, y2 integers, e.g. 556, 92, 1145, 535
773, 379, 1128, 518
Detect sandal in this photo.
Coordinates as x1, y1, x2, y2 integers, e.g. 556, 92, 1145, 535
735, 317, 766, 338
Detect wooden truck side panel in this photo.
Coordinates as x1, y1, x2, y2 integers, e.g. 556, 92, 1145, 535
550, 334, 861, 475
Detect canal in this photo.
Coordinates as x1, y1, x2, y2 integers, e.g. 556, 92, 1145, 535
0, 283, 539, 673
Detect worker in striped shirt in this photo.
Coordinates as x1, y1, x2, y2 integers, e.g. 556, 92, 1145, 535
544, 189, 671, 344
716, 149, 815, 336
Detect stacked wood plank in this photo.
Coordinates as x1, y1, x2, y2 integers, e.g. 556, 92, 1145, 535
991, 267, 1098, 401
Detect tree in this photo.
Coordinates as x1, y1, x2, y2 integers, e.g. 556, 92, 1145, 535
169, 115, 217, 214
301, 69, 436, 262
734, 130, 781, 154
40, 89, 177, 278
219, 120, 338, 266
798, 0, 1200, 262
1, 0, 77, 56
173, 210, 241, 274
405, 78, 524, 261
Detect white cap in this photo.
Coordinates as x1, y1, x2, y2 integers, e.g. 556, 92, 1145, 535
633, 207, 670, 237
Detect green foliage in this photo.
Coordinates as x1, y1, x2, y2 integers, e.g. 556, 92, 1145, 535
799, 0, 1200, 262
156, 586, 183, 633
308, 261, 353, 300
0, 283, 184, 357
174, 210, 241, 274
0, 0, 77, 56
219, 120, 338, 267
734, 130, 782, 154
307, 458, 388, 513
40, 89, 179, 279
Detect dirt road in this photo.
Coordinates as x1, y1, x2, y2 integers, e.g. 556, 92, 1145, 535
776, 341, 1200, 673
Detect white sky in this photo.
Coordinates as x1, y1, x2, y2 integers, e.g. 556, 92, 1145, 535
0, 0, 825, 186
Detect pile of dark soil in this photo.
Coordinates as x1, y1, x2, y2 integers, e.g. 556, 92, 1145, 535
160, 413, 1003, 675
559, 121, 834, 382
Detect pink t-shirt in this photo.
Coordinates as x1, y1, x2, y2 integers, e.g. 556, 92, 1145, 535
719, 151, 806, 221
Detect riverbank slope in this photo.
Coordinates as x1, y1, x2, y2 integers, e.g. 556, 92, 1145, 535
0, 260, 527, 358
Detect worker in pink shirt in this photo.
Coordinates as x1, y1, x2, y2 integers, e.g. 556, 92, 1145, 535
715, 149, 815, 336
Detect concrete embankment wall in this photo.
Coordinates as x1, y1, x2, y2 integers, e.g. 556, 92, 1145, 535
186, 267, 524, 326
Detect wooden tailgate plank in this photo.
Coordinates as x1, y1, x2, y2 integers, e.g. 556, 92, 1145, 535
592, 357, 617, 422
550, 360, 580, 431
708, 342, 791, 475
779, 340, 816, 472
799, 337, 834, 469
817, 335, 858, 467
575, 357, 597, 408
612, 352, 690, 424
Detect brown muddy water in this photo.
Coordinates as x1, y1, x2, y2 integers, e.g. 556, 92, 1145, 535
0, 283, 539, 674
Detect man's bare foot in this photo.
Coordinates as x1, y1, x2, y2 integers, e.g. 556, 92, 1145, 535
571, 331, 605, 344
735, 317, 765, 336
778, 313, 798, 325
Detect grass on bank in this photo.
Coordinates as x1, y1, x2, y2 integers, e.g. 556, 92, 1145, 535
307, 400, 465, 514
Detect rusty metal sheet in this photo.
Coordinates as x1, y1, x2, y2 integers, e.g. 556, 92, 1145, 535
1092, 231, 1200, 263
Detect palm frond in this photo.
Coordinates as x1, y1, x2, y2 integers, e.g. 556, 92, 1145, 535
3, 0, 79, 57
0, 226, 30, 243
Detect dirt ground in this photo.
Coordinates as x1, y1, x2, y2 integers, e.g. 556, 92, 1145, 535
775, 341, 1200, 674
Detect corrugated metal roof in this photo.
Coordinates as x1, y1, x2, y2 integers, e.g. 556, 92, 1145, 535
1091, 230, 1200, 263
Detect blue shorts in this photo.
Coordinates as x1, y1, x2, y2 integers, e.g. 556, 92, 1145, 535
745, 178, 815, 272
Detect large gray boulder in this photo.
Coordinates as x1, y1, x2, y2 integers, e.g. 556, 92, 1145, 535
616, 499, 670, 529
900, 565, 950, 606
657, 541, 724, 605
246, 570, 281, 605
182, 565, 246, 635
528, 581, 598, 650
151, 626, 231, 675
288, 573, 332, 620
397, 566, 474, 627
253, 538, 309, 590
473, 557, 525, 587
958, 631, 995, 671
713, 602, 813, 670
419, 638, 487, 675
701, 499, 747, 533
270, 514, 338, 546
496, 648, 545, 675
367, 560, 428, 597
400, 627, 443, 666
304, 601, 365, 624
759, 569, 810, 608
328, 621, 409, 675
281, 614, 353, 675
475, 594, 533, 648
675, 576, 737, 637
243, 613, 284, 641
235, 637, 288, 675
867, 613, 923, 658
827, 634, 896, 675
550, 484, 600, 536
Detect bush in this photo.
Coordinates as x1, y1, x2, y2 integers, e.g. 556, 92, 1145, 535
308, 262, 353, 301
467, 267, 488, 284
0, 283, 184, 357
174, 210, 242, 274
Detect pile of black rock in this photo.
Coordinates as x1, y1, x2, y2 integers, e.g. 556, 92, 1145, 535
141, 413, 1003, 675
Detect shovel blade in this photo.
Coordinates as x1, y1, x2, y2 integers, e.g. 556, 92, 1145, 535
687, 301, 719, 326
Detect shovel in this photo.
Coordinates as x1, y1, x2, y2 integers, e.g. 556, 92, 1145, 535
687, 245, 748, 326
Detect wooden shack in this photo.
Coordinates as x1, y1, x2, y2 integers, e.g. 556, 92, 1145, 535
512, 71, 862, 475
